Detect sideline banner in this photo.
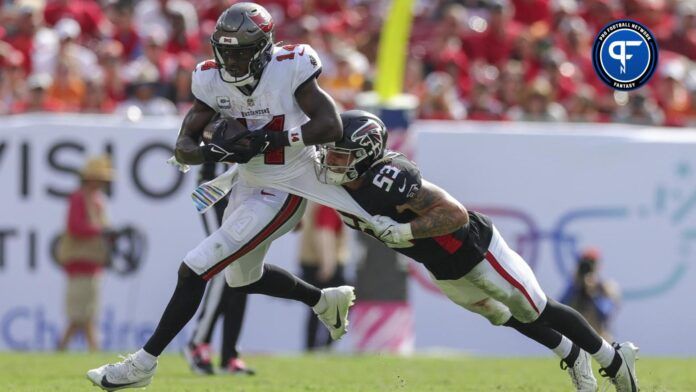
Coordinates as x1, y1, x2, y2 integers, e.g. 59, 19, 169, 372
0, 115, 693, 355
0, 115, 202, 351
411, 121, 696, 356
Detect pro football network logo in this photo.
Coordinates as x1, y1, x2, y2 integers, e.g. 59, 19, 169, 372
592, 20, 658, 91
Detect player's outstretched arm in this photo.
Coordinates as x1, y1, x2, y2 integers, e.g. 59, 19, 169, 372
174, 99, 217, 165
401, 180, 469, 239
294, 77, 342, 145
370, 180, 469, 245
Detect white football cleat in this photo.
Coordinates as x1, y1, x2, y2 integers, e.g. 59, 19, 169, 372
601, 341, 640, 392
315, 285, 356, 340
86, 353, 157, 391
561, 349, 598, 392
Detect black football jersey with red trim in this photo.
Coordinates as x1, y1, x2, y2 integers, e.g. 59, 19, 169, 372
339, 152, 493, 280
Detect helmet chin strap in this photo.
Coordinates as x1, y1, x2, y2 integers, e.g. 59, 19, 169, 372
325, 170, 349, 185
219, 68, 256, 86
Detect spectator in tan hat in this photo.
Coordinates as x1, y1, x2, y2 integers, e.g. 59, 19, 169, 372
56, 156, 114, 352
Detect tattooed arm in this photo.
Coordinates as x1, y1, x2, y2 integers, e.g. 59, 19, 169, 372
399, 180, 469, 238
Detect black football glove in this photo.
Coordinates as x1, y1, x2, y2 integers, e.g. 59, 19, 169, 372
201, 120, 256, 164
246, 129, 290, 156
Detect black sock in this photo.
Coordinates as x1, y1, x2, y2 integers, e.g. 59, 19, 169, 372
603, 348, 623, 377
504, 316, 563, 349
535, 298, 604, 355
504, 317, 583, 367
221, 286, 247, 365
564, 344, 581, 367
143, 263, 207, 356
234, 264, 321, 307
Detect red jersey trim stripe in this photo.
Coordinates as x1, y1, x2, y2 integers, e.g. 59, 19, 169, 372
202, 195, 303, 280
484, 251, 540, 314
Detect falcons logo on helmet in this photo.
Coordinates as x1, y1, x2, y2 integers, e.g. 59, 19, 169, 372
351, 120, 384, 157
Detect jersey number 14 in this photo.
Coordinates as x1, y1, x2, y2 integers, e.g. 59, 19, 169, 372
237, 115, 286, 165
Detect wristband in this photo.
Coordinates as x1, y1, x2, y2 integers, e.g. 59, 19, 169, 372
287, 126, 305, 147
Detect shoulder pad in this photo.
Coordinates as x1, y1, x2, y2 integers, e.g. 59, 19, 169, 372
191, 60, 219, 109
368, 155, 422, 205
195, 60, 220, 72
273, 44, 322, 91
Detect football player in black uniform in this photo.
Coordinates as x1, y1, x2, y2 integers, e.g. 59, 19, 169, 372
315, 110, 640, 392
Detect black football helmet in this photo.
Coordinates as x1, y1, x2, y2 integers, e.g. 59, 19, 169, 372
211, 2, 274, 85
316, 110, 388, 185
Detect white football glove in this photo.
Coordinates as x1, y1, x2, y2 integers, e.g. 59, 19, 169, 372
369, 215, 414, 248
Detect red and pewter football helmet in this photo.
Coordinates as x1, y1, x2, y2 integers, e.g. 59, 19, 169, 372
211, 2, 274, 86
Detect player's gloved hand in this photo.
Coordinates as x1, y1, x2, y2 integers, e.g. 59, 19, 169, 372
369, 215, 414, 248
247, 129, 289, 155
201, 120, 256, 164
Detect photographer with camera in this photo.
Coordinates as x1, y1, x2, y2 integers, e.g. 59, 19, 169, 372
560, 248, 621, 341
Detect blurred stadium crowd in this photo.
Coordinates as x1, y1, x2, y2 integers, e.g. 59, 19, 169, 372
1, 0, 696, 126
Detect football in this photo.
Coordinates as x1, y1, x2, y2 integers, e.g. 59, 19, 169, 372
201, 115, 250, 146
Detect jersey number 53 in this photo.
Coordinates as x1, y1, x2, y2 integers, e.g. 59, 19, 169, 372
372, 165, 401, 192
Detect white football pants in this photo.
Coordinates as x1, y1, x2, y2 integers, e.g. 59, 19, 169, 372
433, 226, 548, 324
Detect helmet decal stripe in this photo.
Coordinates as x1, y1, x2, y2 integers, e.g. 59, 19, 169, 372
248, 9, 274, 33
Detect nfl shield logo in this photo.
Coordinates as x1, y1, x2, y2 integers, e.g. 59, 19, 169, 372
247, 98, 255, 107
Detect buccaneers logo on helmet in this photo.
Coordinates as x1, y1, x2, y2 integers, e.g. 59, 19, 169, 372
247, 7, 274, 33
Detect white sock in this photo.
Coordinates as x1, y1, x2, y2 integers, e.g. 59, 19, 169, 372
312, 291, 328, 314
134, 348, 157, 370
592, 340, 616, 368
552, 336, 573, 359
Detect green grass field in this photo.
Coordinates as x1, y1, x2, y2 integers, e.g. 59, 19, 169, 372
1, 353, 694, 391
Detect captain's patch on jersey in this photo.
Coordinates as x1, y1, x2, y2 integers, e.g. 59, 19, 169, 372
216, 96, 231, 109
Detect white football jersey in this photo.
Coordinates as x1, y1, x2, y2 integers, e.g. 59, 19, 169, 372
191, 43, 323, 183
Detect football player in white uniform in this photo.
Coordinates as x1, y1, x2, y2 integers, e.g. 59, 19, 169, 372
87, 3, 369, 390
